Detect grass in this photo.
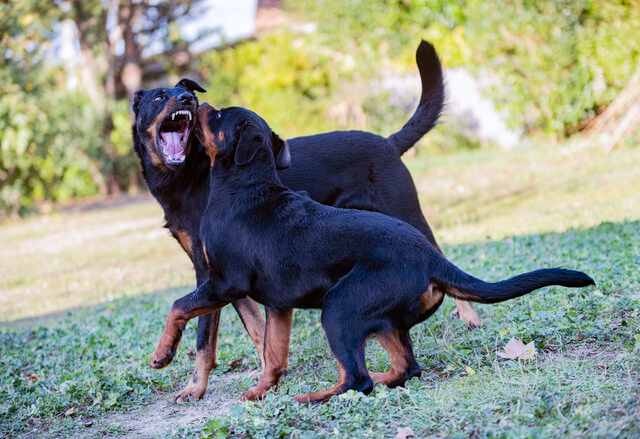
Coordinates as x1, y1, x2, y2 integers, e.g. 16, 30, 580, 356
1, 142, 639, 438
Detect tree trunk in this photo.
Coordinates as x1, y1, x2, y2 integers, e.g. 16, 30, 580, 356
585, 60, 640, 151
119, 0, 145, 100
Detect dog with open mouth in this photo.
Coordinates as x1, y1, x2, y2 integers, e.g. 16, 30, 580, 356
150, 104, 595, 404
132, 41, 483, 403
133, 78, 204, 167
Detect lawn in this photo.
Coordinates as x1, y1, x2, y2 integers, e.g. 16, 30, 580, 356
1, 142, 639, 438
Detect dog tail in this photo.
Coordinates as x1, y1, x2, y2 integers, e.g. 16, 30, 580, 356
430, 254, 595, 304
387, 40, 445, 156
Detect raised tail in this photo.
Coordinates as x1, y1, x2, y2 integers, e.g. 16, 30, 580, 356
387, 40, 445, 155
431, 254, 595, 304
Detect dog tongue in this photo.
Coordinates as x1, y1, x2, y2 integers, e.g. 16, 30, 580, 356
161, 131, 183, 156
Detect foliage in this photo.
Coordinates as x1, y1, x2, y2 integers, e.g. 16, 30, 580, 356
0, 0, 208, 216
2, 0, 640, 214
0, 2, 99, 214
286, 0, 640, 137
199, 32, 341, 137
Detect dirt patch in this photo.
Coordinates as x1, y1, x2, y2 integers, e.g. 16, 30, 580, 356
74, 371, 252, 439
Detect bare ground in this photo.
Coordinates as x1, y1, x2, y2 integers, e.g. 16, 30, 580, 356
72, 370, 253, 439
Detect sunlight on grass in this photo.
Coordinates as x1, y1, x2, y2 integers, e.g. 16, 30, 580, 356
0, 201, 193, 322
407, 143, 640, 244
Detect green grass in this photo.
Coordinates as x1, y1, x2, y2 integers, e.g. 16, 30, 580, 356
1, 142, 639, 438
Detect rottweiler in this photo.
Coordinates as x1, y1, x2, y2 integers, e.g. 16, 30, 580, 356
149, 105, 594, 404
133, 40, 481, 402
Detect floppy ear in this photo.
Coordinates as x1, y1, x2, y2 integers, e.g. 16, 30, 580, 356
132, 89, 146, 113
271, 131, 291, 170
234, 125, 265, 167
175, 78, 207, 93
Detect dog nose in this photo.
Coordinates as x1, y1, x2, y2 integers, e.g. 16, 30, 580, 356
178, 92, 194, 104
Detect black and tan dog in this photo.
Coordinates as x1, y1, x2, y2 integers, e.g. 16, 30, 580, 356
150, 105, 594, 404
133, 41, 482, 402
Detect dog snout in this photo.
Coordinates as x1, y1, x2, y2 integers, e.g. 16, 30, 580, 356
178, 92, 195, 105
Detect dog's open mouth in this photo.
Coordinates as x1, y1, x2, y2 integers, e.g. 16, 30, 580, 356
159, 109, 193, 164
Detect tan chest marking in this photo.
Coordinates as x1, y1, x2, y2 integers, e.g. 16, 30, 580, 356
174, 229, 193, 257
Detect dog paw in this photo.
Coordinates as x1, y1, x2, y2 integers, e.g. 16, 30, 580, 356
451, 306, 482, 329
150, 347, 175, 369
173, 383, 206, 403
241, 385, 268, 401
293, 393, 325, 405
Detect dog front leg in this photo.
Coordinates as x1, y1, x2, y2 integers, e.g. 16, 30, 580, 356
150, 279, 232, 369
173, 312, 221, 402
241, 307, 293, 401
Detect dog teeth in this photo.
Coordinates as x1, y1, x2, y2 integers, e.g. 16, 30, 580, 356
170, 110, 192, 120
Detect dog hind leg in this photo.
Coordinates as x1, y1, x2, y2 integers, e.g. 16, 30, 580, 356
370, 329, 421, 387
294, 288, 373, 404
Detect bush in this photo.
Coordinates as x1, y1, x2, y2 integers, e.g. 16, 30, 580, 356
285, 0, 640, 137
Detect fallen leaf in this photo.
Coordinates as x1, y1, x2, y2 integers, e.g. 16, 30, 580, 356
578, 330, 584, 341
497, 338, 537, 360
396, 426, 415, 439
64, 407, 76, 417
461, 366, 475, 376
84, 420, 94, 427
24, 374, 41, 381
27, 417, 42, 426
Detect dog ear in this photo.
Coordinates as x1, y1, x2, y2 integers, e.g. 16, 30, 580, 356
175, 78, 207, 93
234, 125, 265, 167
271, 131, 291, 170
132, 89, 146, 113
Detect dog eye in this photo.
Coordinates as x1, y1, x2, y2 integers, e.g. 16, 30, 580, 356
215, 112, 221, 119
154, 96, 164, 102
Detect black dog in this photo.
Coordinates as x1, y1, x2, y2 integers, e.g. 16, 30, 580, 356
133, 41, 481, 402
150, 105, 594, 404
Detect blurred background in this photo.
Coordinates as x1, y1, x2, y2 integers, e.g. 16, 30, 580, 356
2, 0, 639, 217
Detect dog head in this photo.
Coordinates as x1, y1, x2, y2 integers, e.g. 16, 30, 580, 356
132, 78, 206, 169
194, 104, 291, 171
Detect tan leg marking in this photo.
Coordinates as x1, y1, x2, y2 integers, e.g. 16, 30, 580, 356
233, 298, 267, 369
174, 311, 221, 403
150, 307, 188, 369
454, 298, 482, 328
241, 308, 293, 401
369, 329, 417, 387
431, 243, 482, 328
174, 351, 215, 402
294, 363, 348, 404
150, 304, 220, 369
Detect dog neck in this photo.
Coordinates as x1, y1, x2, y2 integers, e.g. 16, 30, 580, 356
207, 153, 285, 208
